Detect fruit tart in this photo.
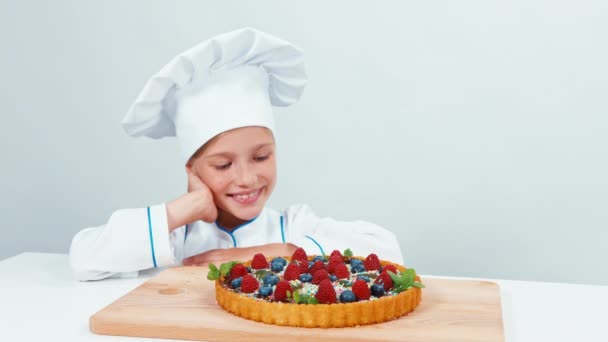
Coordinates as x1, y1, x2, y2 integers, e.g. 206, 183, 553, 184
206, 248, 424, 328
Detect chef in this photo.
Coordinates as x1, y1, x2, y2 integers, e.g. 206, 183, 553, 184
69, 28, 403, 281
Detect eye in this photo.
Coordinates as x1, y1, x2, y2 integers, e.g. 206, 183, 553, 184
214, 162, 232, 170
254, 154, 271, 162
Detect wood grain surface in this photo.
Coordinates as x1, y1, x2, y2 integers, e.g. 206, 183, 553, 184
90, 267, 504, 341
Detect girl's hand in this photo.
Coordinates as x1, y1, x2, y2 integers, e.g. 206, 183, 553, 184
185, 166, 218, 223
182, 243, 299, 266
166, 167, 218, 232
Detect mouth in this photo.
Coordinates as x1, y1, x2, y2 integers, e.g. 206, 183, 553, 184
227, 187, 264, 205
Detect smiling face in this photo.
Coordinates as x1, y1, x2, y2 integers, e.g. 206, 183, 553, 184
188, 126, 277, 229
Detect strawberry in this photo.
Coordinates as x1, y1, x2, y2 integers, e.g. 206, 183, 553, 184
352, 279, 371, 300
283, 263, 301, 281
229, 264, 248, 281
326, 256, 344, 274
273, 280, 292, 302
240, 274, 259, 293
251, 253, 269, 269
383, 264, 398, 275
364, 253, 381, 271
312, 269, 330, 285
291, 247, 308, 262
315, 279, 337, 304
375, 270, 394, 291
333, 263, 350, 279
309, 260, 326, 275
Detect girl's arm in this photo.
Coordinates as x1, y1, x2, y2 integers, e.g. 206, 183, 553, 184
283, 204, 404, 263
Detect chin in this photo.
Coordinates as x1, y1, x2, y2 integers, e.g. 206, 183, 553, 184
234, 205, 265, 221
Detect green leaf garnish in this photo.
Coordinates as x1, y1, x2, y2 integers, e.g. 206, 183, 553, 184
387, 269, 424, 293
286, 291, 292, 300
308, 297, 319, 304
219, 261, 240, 277
343, 248, 353, 257
254, 269, 272, 279
293, 290, 301, 304
207, 263, 220, 280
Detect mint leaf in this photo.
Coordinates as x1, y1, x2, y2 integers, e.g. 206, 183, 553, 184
206, 263, 220, 280
308, 297, 319, 304
387, 271, 401, 284
286, 291, 292, 300
293, 290, 301, 304
343, 248, 353, 257
412, 282, 426, 288
219, 261, 240, 277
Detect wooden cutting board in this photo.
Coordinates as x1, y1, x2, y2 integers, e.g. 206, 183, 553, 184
90, 267, 504, 342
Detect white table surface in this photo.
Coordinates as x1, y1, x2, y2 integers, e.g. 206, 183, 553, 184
0, 252, 606, 342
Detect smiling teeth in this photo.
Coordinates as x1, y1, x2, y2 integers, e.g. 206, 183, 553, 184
234, 190, 258, 200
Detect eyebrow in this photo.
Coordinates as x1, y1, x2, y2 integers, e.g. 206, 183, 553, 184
203, 142, 275, 159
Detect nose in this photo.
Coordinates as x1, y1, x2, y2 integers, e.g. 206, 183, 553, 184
234, 162, 257, 188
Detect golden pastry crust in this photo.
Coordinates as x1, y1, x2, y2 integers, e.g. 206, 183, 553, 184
215, 257, 422, 328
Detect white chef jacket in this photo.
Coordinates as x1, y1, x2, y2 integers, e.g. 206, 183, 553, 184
69, 203, 403, 281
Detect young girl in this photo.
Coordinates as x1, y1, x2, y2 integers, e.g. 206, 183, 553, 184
69, 28, 403, 281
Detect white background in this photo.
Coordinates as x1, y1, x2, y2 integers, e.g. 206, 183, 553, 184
1, 0, 606, 285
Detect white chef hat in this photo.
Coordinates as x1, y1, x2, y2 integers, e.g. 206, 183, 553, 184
121, 27, 307, 164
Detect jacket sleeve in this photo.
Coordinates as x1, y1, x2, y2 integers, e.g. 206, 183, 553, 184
283, 204, 404, 264
69, 203, 178, 281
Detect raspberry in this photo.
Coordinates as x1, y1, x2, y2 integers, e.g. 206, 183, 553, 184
312, 269, 330, 285
375, 270, 394, 291
309, 260, 326, 274
283, 263, 301, 281
364, 253, 381, 271
294, 259, 309, 274
333, 263, 350, 279
330, 250, 343, 259
383, 264, 398, 275
352, 279, 371, 300
240, 274, 259, 293
314, 279, 337, 304
291, 247, 308, 262
229, 264, 248, 281
273, 280, 292, 302
326, 256, 344, 274
251, 253, 269, 269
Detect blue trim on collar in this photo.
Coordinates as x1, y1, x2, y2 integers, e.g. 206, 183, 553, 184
305, 235, 325, 256
280, 216, 285, 243
146, 207, 157, 268
184, 224, 189, 244
215, 215, 260, 248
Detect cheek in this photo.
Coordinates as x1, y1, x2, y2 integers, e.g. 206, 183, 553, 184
199, 172, 231, 195
261, 162, 277, 186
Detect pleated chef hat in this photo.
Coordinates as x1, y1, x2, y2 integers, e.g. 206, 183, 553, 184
121, 27, 307, 164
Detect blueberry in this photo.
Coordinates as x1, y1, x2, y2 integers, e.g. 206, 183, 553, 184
271, 257, 287, 266
329, 274, 337, 282
370, 283, 385, 297
258, 285, 273, 297
308, 261, 314, 268
271, 261, 284, 272
350, 259, 363, 266
339, 290, 357, 303
231, 277, 242, 289
350, 264, 366, 273
312, 255, 327, 263
299, 273, 312, 283
263, 274, 280, 286
357, 275, 371, 283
